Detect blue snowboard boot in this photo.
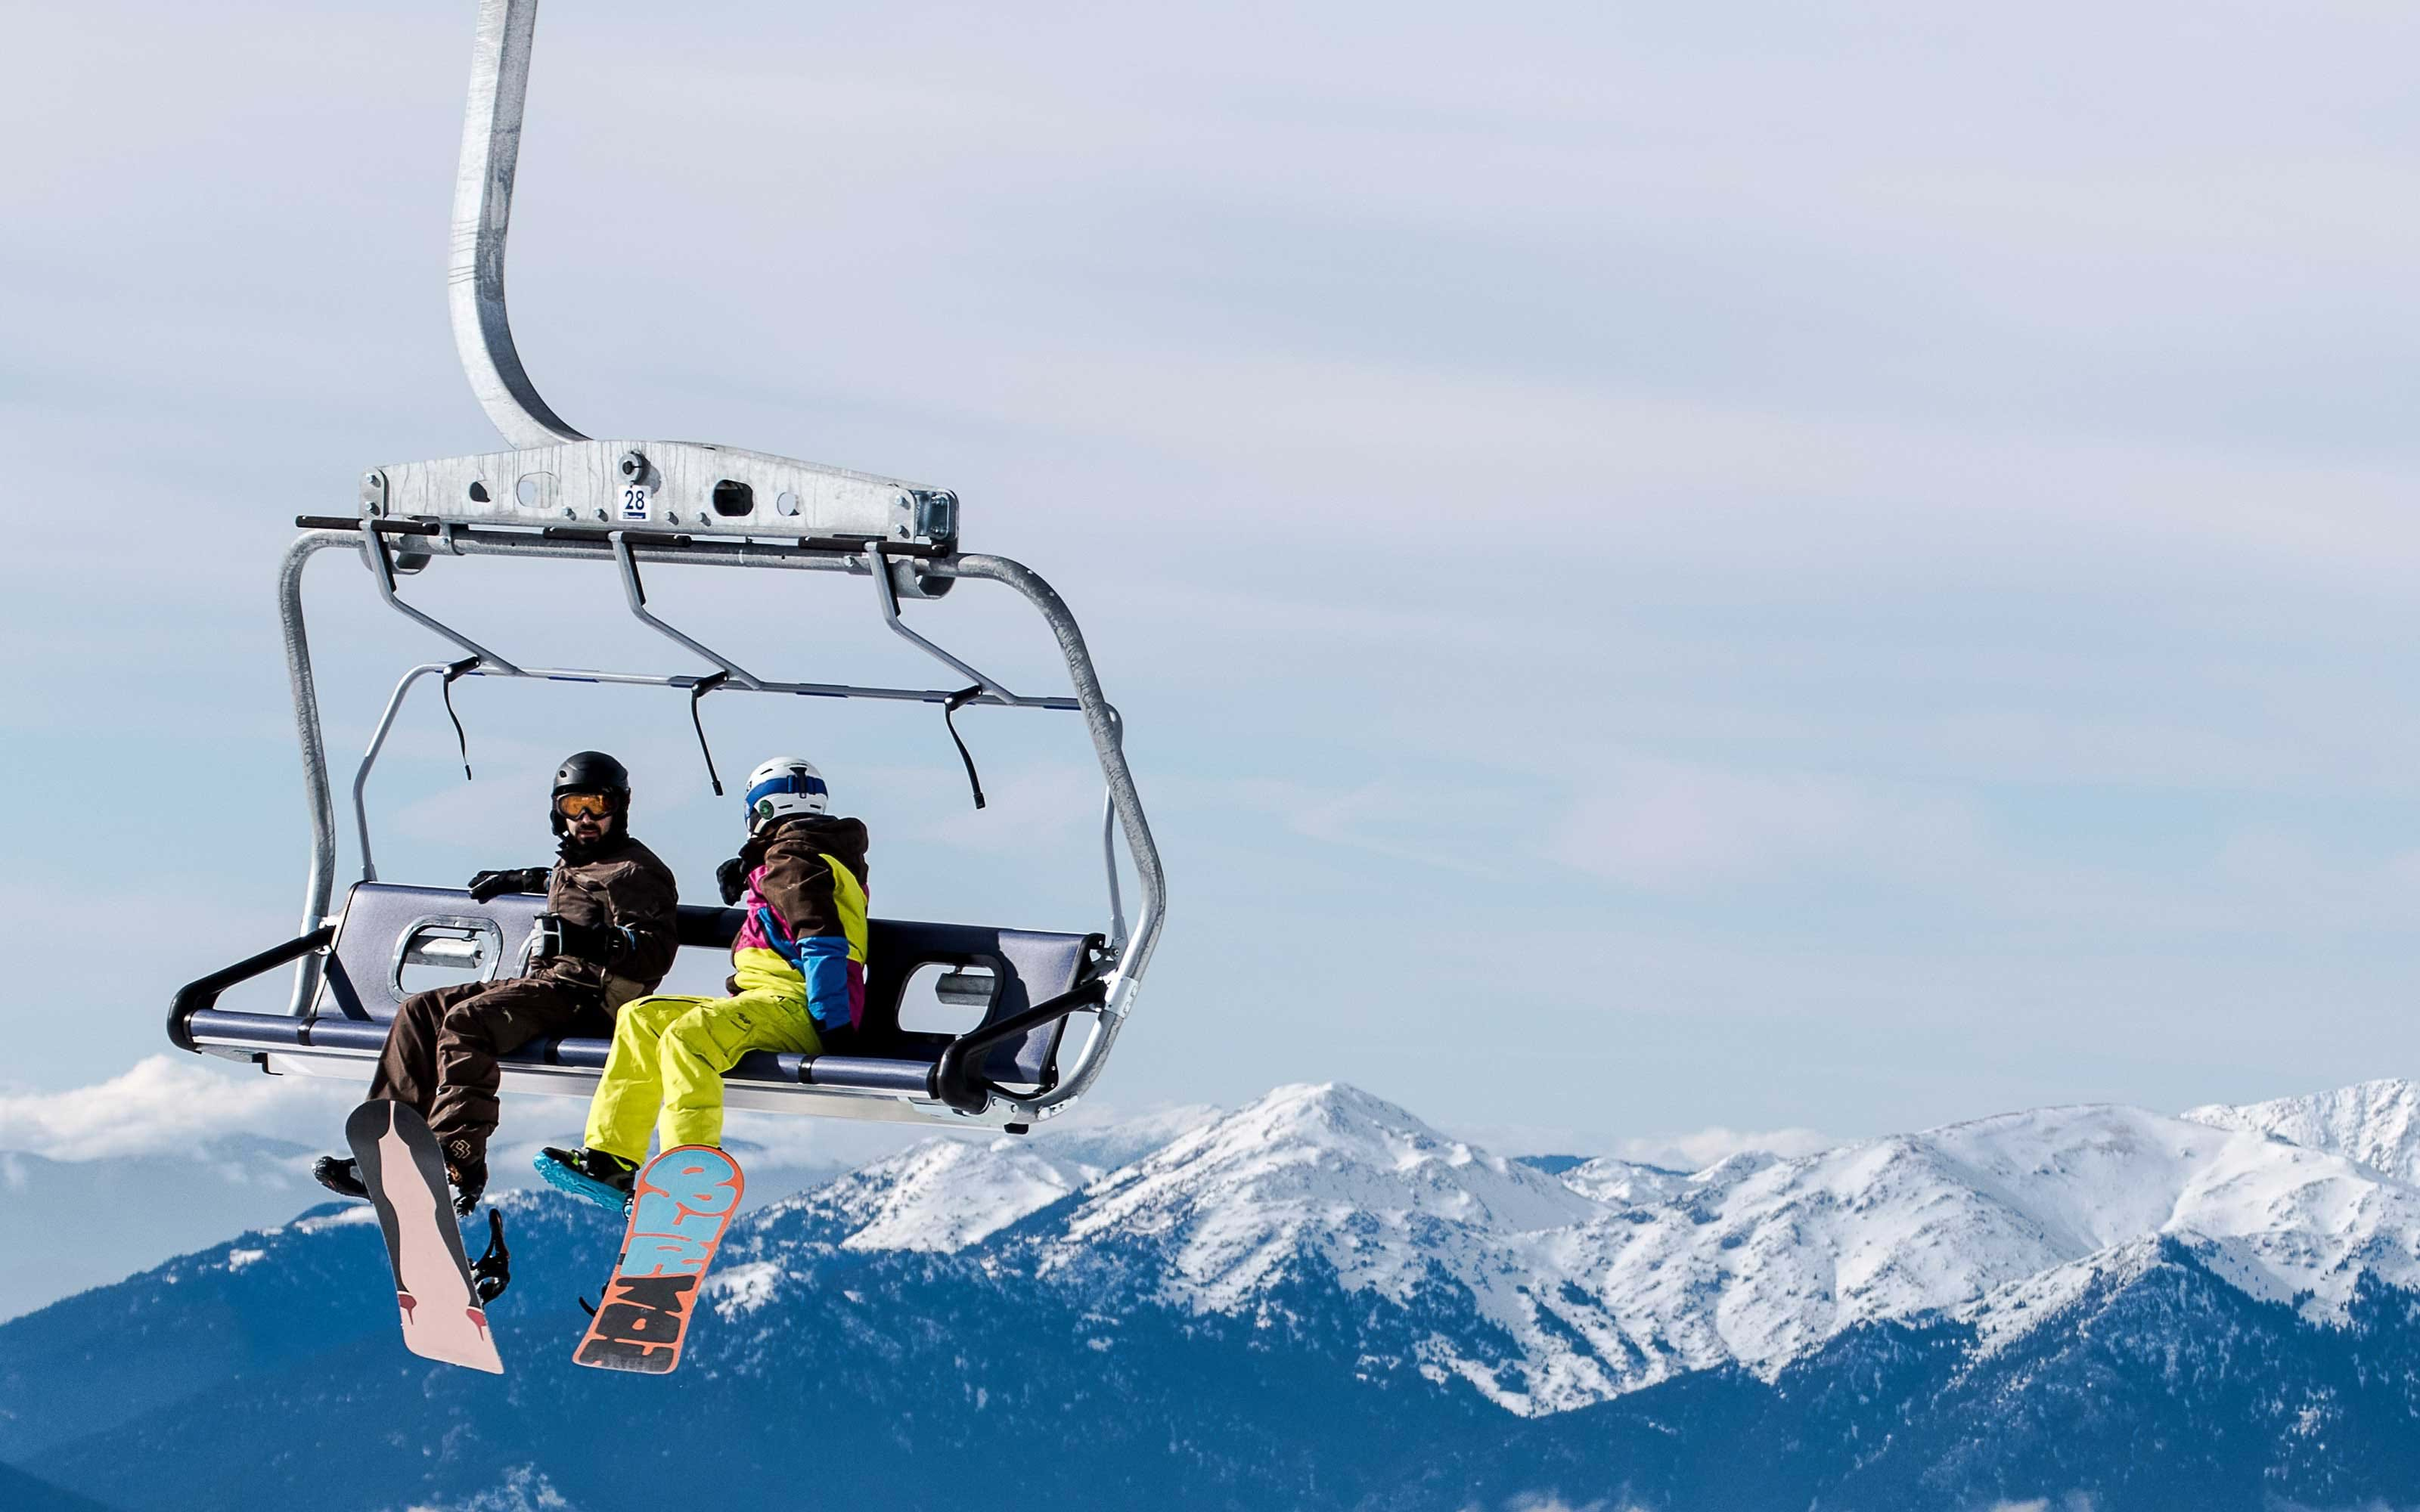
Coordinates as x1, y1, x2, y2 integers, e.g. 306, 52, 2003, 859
535, 1145, 639, 1213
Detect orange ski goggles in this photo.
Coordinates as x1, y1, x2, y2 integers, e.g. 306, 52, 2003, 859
555, 792, 615, 820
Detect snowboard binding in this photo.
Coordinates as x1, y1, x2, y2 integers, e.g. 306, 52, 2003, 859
470, 1210, 510, 1304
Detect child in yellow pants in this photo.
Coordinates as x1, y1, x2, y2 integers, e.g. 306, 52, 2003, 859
582, 987, 822, 1156
537, 757, 870, 1210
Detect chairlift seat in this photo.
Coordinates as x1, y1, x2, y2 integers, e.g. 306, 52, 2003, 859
181, 882, 1098, 1113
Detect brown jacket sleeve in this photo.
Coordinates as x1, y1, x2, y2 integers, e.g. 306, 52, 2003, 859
596, 847, 681, 988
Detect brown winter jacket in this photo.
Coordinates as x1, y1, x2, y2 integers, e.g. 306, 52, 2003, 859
528, 832, 681, 1010
725, 815, 870, 1028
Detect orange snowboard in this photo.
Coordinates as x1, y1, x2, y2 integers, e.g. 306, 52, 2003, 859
573, 1144, 745, 1374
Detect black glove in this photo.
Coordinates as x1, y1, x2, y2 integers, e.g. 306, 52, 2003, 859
544, 915, 633, 967
716, 856, 750, 906
813, 1019, 859, 1057
467, 866, 548, 903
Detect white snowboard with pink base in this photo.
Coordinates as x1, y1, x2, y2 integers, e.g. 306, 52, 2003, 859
345, 1099, 504, 1374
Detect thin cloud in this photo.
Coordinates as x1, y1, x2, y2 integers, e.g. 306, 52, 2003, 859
1445, 1118, 1837, 1173
0, 1056, 352, 1161
1612, 1126, 1838, 1175
1544, 755, 1980, 896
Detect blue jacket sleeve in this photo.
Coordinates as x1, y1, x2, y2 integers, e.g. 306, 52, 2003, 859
797, 936, 859, 1033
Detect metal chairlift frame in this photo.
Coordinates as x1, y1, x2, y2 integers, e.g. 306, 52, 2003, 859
172, 0, 1165, 1129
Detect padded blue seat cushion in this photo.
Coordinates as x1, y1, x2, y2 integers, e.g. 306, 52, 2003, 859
271, 882, 1098, 1095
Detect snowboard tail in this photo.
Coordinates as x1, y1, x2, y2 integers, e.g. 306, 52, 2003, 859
346, 1099, 503, 1374
575, 1144, 744, 1374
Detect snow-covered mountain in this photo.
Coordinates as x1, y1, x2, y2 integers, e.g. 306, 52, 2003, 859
2184, 1076, 2420, 1184
1548, 1095, 2420, 1401
7, 1078, 2420, 1512
715, 1079, 2420, 1416
1556, 1151, 1693, 1207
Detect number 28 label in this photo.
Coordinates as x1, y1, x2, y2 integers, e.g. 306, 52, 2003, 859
620, 485, 652, 522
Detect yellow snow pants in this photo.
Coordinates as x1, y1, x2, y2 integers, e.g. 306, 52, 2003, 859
583, 987, 823, 1160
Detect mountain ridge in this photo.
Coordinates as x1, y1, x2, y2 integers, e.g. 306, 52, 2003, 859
6, 1077, 2420, 1510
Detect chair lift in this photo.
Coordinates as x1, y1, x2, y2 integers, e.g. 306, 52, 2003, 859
164, 0, 1165, 1132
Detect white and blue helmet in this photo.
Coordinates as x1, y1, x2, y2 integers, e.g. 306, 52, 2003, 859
744, 756, 828, 832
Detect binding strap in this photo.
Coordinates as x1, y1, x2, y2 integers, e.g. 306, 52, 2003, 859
470, 1209, 510, 1304
944, 685, 987, 810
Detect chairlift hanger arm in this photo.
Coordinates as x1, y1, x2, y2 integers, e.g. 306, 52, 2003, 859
453, 0, 584, 448
445, 0, 970, 569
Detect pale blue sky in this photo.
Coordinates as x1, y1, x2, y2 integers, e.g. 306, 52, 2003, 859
4, 0, 2418, 1154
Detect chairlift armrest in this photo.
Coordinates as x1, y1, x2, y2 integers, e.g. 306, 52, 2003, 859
166, 925, 339, 1054
929, 978, 1109, 1115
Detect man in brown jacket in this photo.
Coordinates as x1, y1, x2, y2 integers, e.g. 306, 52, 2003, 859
314, 751, 681, 1213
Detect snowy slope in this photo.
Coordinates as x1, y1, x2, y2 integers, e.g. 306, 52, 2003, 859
1558, 1153, 1695, 1207
1069, 1088, 2420, 1408
710, 1080, 2420, 1418
771, 1135, 1094, 1253
1051, 1082, 1600, 1300
1550, 1101, 2420, 1399
738, 1102, 1224, 1256
2183, 1077, 2420, 1184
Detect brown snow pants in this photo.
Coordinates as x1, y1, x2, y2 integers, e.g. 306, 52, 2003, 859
368, 977, 606, 1167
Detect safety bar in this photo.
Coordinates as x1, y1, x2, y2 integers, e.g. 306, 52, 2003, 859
346, 658, 1085, 888
930, 978, 1109, 1115
167, 925, 337, 1054
340, 518, 1033, 711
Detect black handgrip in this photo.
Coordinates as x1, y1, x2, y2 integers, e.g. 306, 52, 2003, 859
929, 978, 1108, 1114
166, 925, 337, 1054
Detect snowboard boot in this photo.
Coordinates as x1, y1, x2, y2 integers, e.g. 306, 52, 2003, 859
312, 1154, 368, 1201
442, 1136, 488, 1216
535, 1145, 639, 1213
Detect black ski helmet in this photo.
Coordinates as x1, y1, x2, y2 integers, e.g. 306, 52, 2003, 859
551, 750, 631, 835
